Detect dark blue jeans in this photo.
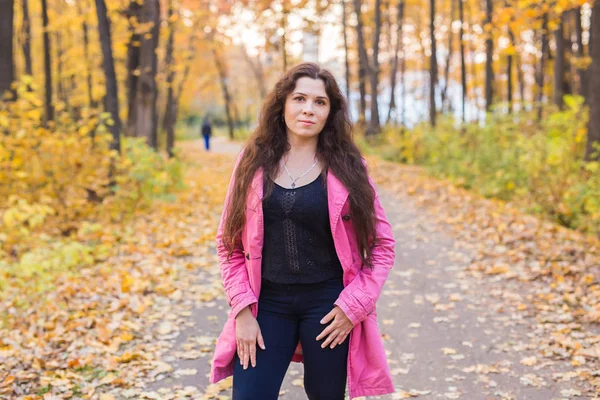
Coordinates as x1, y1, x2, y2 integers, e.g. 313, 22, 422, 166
203, 134, 210, 150
232, 277, 349, 400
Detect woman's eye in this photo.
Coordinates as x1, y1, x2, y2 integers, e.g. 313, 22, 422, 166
295, 96, 304, 101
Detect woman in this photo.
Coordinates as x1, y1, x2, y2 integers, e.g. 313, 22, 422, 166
209, 62, 396, 399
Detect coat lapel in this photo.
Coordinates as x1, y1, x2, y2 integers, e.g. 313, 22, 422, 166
247, 167, 264, 211
250, 167, 264, 199
326, 169, 350, 239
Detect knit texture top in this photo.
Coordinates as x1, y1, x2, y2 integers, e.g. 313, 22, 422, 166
261, 173, 344, 284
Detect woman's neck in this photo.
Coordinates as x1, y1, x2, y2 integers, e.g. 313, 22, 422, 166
285, 135, 318, 163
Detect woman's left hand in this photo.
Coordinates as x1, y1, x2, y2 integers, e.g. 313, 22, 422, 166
316, 306, 354, 349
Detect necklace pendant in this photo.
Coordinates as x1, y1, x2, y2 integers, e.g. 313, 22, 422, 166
291, 182, 296, 188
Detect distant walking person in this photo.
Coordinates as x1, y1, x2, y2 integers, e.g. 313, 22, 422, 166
201, 117, 212, 151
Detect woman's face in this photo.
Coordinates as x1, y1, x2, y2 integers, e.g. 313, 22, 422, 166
283, 77, 331, 142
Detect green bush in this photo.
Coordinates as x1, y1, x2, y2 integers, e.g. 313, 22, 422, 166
367, 96, 600, 235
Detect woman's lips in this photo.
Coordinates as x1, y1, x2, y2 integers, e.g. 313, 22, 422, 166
299, 120, 315, 126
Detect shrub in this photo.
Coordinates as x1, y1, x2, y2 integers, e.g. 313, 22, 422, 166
367, 96, 600, 235
0, 79, 184, 298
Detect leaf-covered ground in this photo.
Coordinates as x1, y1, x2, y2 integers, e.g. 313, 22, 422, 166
1, 137, 599, 399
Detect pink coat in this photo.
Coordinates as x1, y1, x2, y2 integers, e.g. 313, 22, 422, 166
210, 152, 396, 399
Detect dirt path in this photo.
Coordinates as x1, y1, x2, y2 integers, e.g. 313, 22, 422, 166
142, 138, 595, 400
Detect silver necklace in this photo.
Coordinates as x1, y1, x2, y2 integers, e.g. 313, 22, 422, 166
282, 157, 318, 188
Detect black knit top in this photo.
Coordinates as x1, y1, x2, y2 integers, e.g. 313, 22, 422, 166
261, 174, 344, 284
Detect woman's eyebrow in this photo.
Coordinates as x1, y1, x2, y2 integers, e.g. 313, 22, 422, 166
292, 92, 329, 100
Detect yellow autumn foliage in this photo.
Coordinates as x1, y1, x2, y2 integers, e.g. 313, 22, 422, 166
0, 79, 184, 297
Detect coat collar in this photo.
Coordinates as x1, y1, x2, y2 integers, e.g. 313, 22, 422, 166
249, 166, 349, 205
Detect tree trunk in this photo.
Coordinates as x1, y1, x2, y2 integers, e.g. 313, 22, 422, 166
574, 7, 588, 104
21, 0, 32, 76
384, 0, 393, 124
386, 0, 404, 125
173, 34, 197, 126
563, 15, 572, 98
517, 51, 525, 106
429, 0, 437, 126
352, 0, 369, 124
0, 0, 14, 98
77, 0, 94, 109
505, 0, 513, 114
164, 0, 176, 158
126, 0, 141, 136
367, 0, 382, 134
56, 31, 66, 105
416, 11, 428, 122
241, 44, 267, 99
467, 0, 480, 120
400, 9, 406, 127
458, 0, 466, 122
94, 0, 121, 152
484, 0, 493, 111
537, 13, 549, 121
585, 0, 599, 161
231, 88, 241, 130
342, 0, 351, 101
165, 32, 198, 153
507, 40, 513, 114
441, 0, 455, 113
41, 0, 53, 124
554, 13, 566, 109
134, 0, 160, 148
212, 44, 235, 140
507, 26, 524, 107
281, 1, 289, 72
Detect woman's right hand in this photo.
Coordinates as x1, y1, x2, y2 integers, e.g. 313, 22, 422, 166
235, 306, 266, 369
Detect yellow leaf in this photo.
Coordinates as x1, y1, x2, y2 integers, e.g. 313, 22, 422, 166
99, 373, 117, 385
97, 325, 112, 344
520, 356, 537, 366
121, 273, 133, 293
486, 264, 510, 275
292, 378, 304, 387
119, 352, 140, 363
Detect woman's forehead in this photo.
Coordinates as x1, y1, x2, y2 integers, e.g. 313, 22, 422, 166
291, 77, 328, 98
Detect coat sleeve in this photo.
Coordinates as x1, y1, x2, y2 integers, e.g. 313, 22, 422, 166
216, 150, 258, 318
334, 161, 396, 326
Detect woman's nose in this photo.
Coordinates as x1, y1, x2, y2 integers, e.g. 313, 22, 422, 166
302, 103, 315, 114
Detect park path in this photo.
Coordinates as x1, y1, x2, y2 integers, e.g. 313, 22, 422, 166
140, 135, 597, 400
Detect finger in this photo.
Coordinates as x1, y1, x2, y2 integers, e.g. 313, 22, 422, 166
250, 342, 257, 368
331, 332, 348, 348
243, 342, 250, 370
322, 331, 340, 349
316, 324, 334, 341
337, 333, 348, 345
257, 329, 266, 350
237, 341, 244, 365
320, 309, 336, 324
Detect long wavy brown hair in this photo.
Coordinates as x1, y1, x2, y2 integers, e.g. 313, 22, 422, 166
223, 62, 377, 268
